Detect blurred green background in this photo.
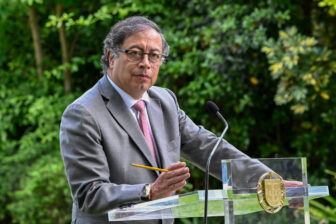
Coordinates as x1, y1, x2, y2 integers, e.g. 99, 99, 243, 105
0, 0, 335, 223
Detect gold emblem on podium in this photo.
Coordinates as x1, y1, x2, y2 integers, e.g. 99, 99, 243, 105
257, 172, 286, 214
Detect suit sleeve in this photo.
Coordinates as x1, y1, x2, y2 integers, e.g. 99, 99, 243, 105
60, 103, 145, 214
165, 89, 271, 186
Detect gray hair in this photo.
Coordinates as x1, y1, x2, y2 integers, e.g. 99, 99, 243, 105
101, 16, 170, 73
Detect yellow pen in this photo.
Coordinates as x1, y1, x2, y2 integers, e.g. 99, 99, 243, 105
132, 163, 169, 172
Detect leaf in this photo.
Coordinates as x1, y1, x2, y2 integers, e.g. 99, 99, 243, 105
279, 31, 288, 39
320, 91, 330, 100
261, 46, 274, 56
269, 62, 283, 77
305, 37, 316, 46
288, 26, 297, 36
290, 104, 308, 114
292, 87, 307, 101
249, 76, 259, 85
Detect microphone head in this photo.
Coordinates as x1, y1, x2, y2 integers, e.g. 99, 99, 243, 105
206, 101, 220, 115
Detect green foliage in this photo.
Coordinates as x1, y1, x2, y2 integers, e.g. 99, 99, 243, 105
310, 170, 336, 223
46, 5, 114, 28
7, 154, 72, 224
45, 1, 143, 28
318, 0, 336, 15
0, 70, 77, 223
160, 3, 291, 152
1, 0, 335, 223
262, 26, 336, 114
20, 0, 43, 6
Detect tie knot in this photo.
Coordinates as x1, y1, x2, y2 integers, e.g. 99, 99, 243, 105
133, 100, 145, 112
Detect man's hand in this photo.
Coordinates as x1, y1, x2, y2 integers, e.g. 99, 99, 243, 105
283, 180, 304, 187
150, 161, 190, 200
283, 180, 305, 208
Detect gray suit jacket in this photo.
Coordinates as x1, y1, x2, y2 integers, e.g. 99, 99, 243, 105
60, 75, 267, 223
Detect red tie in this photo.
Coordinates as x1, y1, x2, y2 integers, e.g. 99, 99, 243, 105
133, 100, 157, 163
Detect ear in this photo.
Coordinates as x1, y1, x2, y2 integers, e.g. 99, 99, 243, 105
107, 50, 115, 69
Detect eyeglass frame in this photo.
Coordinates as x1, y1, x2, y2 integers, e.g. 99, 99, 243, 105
114, 48, 168, 65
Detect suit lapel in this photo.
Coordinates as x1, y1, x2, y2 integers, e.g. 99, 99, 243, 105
147, 92, 170, 170
98, 76, 158, 171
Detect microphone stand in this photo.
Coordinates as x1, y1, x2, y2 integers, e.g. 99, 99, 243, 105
204, 111, 228, 224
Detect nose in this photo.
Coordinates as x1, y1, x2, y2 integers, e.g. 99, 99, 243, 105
138, 54, 151, 68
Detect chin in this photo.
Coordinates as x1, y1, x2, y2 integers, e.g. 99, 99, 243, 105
139, 82, 152, 89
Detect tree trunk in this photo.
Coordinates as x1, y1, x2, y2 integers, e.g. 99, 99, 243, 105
28, 5, 43, 79
56, 3, 71, 93
301, 0, 313, 35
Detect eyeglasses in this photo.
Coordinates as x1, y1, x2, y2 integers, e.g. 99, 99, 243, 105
115, 48, 167, 65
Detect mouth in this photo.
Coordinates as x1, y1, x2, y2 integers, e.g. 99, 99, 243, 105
134, 74, 151, 80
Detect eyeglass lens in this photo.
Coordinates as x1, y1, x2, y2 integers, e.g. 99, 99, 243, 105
126, 50, 162, 63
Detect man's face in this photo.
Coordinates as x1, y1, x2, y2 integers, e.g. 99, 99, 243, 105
108, 28, 163, 99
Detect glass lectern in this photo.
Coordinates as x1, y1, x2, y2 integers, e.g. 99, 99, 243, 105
108, 158, 329, 223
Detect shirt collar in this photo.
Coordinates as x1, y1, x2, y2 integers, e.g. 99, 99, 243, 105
106, 74, 150, 109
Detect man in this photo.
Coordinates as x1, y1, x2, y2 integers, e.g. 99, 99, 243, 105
60, 16, 270, 224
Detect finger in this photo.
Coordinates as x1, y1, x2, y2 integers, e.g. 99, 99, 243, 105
153, 170, 187, 188
165, 167, 189, 179
283, 180, 303, 187
166, 172, 190, 186
151, 178, 187, 200
167, 161, 186, 171
167, 180, 187, 191
152, 166, 189, 192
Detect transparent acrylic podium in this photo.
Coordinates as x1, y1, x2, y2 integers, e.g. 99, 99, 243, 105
108, 158, 329, 223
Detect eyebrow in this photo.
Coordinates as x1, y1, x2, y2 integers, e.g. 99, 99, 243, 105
127, 45, 161, 52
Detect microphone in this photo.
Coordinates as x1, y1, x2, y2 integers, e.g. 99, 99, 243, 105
204, 101, 229, 224
206, 101, 227, 125
206, 101, 219, 114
